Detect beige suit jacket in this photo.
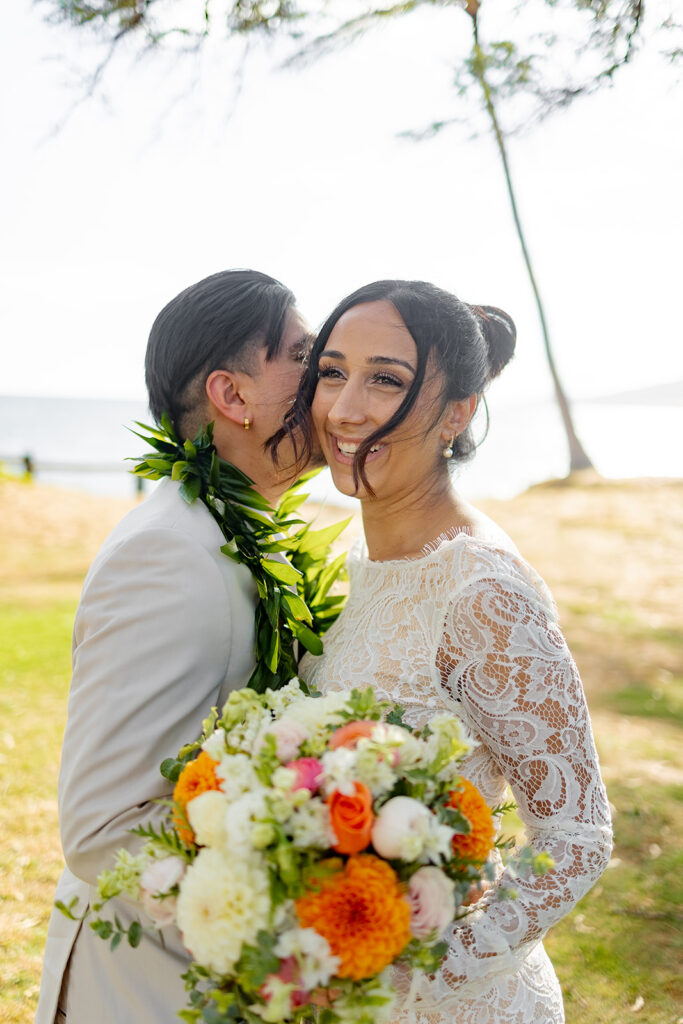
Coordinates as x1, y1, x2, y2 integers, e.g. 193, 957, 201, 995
35, 478, 257, 1024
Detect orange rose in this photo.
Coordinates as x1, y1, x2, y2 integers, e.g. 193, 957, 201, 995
328, 782, 374, 854
329, 720, 376, 750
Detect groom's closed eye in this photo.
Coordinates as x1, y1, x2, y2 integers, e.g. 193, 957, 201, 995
290, 333, 316, 363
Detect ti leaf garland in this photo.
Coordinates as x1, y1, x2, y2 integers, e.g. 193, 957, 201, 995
130, 413, 349, 692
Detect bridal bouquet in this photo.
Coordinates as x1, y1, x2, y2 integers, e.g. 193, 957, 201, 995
81, 682, 503, 1024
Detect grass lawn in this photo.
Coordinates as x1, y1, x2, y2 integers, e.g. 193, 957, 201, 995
0, 476, 681, 1024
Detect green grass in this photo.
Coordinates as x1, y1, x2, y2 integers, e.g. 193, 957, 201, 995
0, 599, 75, 1023
604, 678, 683, 726
546, 777, 683, 1022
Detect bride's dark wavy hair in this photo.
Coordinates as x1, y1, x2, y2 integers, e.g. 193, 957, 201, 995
270, 279, 515, 493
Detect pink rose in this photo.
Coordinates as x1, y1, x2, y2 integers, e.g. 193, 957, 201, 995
285, 757, 323, 793
263, 718, 310, 763
408, 866, 456, 939
139, 856, 186, 927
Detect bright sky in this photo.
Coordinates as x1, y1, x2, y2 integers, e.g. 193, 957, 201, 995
1, 1, 681, 408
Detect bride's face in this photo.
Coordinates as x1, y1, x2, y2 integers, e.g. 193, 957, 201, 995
312, 300, 447, 500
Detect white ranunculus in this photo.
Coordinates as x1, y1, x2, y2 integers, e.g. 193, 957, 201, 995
139, 856, 186, 927
408, 866, 456, 939
176, 848, 270, 975
187, 789, 231, 849
371, 797, 433, 860
274, 926, 341, 990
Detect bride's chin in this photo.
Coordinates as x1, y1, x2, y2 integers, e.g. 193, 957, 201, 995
327, 466, 365, 498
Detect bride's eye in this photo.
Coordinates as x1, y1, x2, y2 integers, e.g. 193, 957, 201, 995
373, 372, 404, 388
318, 365, 345, 380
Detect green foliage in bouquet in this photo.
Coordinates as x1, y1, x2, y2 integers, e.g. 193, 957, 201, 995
129, 415, 349, 693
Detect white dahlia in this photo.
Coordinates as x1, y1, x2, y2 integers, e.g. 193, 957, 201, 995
176, 848, 270, 975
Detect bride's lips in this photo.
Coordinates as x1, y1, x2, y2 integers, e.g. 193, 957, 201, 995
329, 435, 387, 466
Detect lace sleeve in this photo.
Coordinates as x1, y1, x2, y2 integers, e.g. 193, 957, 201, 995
410, 572, 613, 1002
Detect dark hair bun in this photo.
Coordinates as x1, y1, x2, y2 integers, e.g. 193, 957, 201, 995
469, 304, 516, 381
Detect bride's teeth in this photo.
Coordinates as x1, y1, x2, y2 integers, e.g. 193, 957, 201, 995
337, 441, 359, 455
336, 438, 385, 455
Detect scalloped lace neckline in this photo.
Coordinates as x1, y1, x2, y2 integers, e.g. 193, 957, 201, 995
353, 525, 476, 568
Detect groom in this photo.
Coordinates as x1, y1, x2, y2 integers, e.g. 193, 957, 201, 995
35, 270, 315, 1024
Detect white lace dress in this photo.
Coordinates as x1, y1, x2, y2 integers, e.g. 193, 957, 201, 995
300, 526, 613, 1024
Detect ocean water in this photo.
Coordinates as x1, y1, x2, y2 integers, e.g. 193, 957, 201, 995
0, 394, 680, 509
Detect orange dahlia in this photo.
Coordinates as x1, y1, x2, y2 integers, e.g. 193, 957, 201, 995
447, 778, 495, 864
173, 751, 222, 843
295, 855, 411, 980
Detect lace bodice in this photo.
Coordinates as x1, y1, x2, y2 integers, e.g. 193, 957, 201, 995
300, 530, 612, 1023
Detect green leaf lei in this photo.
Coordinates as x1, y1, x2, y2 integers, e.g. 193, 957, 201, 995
129, 414, 349, 693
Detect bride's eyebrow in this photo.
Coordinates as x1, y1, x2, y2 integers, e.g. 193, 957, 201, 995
368, 355, 416, 374
320, 350, 416, 374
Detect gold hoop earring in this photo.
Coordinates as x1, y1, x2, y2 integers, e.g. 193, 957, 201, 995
244, 417, 251, 431
442, 434, 455, 459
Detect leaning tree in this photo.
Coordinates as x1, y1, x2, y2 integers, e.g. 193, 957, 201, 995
43, 0, 681, 473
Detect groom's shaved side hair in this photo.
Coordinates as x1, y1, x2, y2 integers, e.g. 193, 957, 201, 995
146, 269, 296, 439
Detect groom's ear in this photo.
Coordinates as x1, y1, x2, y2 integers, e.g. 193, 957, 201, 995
205, 369, 249, 426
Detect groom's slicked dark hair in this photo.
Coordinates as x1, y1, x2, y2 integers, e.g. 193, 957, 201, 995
146, 269, 296, 438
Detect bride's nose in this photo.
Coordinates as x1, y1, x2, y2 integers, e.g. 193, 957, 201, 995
327, 380, 366, 427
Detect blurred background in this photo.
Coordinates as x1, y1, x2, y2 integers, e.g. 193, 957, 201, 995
1, 0, 681, 504
1, 3, 681, 1023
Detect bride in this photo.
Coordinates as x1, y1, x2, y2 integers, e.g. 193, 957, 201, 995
274, 280, 613, 1023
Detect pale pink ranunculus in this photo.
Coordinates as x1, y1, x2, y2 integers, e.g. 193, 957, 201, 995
371, 796, 432, 860
139, 856, 186, 927
285, 757, 323, 793
264, 718, 310, 763
408, 866, 456, 939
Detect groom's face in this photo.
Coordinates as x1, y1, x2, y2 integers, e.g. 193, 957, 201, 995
245, 308, 314, 472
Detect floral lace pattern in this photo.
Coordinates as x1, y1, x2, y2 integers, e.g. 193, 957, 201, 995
301, 531, 612, 1024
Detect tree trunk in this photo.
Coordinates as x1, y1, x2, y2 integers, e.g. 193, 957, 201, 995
471, 19, 594, 474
